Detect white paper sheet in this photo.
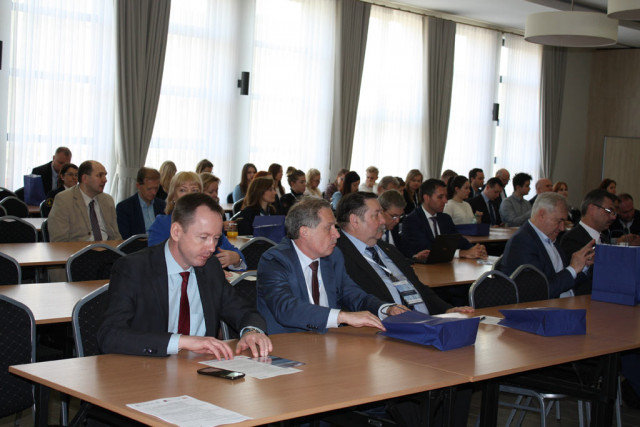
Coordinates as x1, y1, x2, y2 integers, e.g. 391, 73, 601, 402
200, 355, 301, 379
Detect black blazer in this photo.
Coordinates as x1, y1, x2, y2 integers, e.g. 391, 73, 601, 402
97, 243, 266, 356
402, 189, 420, 215
336, 232, 452, 315
116, 193, 166, 239
560, 224, 594, 295
609, 209, 640, 236
32, 161, 55, 193
468, 194, 502, 225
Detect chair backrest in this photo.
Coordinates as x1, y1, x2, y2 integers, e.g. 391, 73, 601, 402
226, 192, 234, 204
72, 284, 109, 357
510, 264, 550, 303
66, 244, 125, 282
0, 187, 17, 201
0, 197, 29, 218
14, 187, 25, 202
117, 233, 149, 255
0, 216, 38, 243
239, 237, 276, 270
469, 270, 519, 309
40, 198, 52, 218
492, 254, 503, 270
0, 205, 5, 217
0, 295, 35, 418
220, 272, 257, 340
232, 198, 244, 215
41, 218, 50, 242
0, 252, 21, 285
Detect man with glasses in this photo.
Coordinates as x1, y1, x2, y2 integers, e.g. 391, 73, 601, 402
378, 189, 430, 261
500, 192, 594, 298
609, 193, 640, 245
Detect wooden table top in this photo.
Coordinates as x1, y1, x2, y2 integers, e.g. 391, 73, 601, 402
0, 280, 108, 324
10, 330, 467, 426
464, 227, 517, 244
28, 204, 40, 215
22, 217, 45, 231
0, 240, 122, 266
221, 202, 233, 213
412, 256, 496, 287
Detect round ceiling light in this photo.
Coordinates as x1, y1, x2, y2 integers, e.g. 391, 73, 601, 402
525, 11, 618, 47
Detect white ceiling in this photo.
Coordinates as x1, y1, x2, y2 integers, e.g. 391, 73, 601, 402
389, 0, 640, 47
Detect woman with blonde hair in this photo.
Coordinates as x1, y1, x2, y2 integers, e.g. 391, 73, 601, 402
157, 160, 177, 200
304, 168, 322, 198
234, 177, 277, 236
200, 172, 221, 203
403, 169, 423, 214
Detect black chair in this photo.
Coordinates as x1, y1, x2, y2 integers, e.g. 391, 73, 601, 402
232, 198, 244, 215
226, 192, 234, 204
41, 218, 50, 242
0, 295, 36, 421
510, 264, 549, 303
0, 216, 38, 243
0, 252, 21, 285
239, 237, 276, 270
14, 187, 25, 202
0, 187, 17, 201
66, 244, 125, 282
0, 205, 6, 216
117, 233, 149, 254
492, 254, 503, 270
72, 284, 109, 357
39, 198, 53, 218
220, 272, 257, 339
0, 196, 30, 218
468, 270, 518, 309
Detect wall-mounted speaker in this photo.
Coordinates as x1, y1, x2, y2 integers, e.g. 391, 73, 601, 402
237, 71, 250, 96
492, 103, 499, 122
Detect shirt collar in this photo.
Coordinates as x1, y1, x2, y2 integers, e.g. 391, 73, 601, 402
79, 187, 97, 207
138, 193, 152, 208
579, 220, 602, 242
421, 204, 437, 220
342, 230, 370, 256
529, 219, 555, 244
164, 240, 194, 275
292, 239, 318, 268
481, 192, 491, 204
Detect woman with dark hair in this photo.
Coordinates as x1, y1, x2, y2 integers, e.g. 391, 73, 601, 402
268, 163, 285, 197
43, 163, 78, 215
280, 169, 306, 215
233, 163, 257, 202
324, 168, 349, 201
403, 169, 423, 215
234, 177, 277, 235
443, 175, 477, 225
331, 171, 360, 210
599, 178, 617, 194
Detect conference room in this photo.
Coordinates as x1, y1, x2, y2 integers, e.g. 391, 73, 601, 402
2, 0, 640, 426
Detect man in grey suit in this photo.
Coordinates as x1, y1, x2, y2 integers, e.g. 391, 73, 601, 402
48, 160, 122, 242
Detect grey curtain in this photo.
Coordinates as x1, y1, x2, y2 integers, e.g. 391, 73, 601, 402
540, 46, 567, 179
329, 0, 370, 177
424, 16, 456, 179
111, 0, 171, 202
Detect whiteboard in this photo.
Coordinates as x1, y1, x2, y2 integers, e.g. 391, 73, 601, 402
603, 136, 640, 202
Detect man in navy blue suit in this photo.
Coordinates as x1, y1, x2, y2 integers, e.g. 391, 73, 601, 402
116, 167, 166, 239
400, 179, 486, 261
257, 197, 407, 335
500, 192, 593, 298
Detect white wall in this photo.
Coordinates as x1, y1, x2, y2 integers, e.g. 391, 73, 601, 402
553, 48, 593, 208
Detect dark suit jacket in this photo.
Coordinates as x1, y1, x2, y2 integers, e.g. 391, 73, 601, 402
400, 207, 472, 258
560, 224, 594, 295
336, 232, 452, 315
500, 222, 588, 298
609, 209, 640, 237
468, 194, 502, 225
279, 191, 303, 216
529, 195, 538, 206
97, 244, 265, 356
403, 189, 420, 215
32, 161, 55, 193
116, 193, 166, 239
256, 238, 386, 334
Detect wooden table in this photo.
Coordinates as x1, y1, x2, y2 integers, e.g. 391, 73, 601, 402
412, 257, 496, 288
0, 240, 122, 267
464, 227, 517, 244
11, 330, 468, 426
221, 202, 233, 213
22, 217, 45, 231
28, 204, 41, 216
0, 281, 107, 324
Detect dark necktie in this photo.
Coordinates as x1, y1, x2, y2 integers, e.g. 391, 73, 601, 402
488, 201, 497, 225
89, 200, 103, 241
178, 272, 190, 335
429, 217, 439, 237
309, 261, 320, 305
384, 230, 390, 243
600, 230, 611, 245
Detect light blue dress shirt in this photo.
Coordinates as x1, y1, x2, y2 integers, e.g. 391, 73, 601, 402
138, 194, 156, 232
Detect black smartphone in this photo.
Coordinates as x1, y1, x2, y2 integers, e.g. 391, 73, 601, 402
197, 367, 245, 380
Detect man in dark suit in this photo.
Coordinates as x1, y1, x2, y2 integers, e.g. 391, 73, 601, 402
500, 192, 594, 298
468, 177, 504, 226
467, 168, 484, 200
257, 197, 407, 335
31, 146, 72, 192
400, 179, 486, 261
116, 167, 166, 239
561, 189, 617, 295
336, 191, 473, 315
98, 193, 271, 359
610, 193, 640, 245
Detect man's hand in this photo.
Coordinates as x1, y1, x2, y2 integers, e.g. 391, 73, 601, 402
387, 305, 410, 316
179, 335, 234, 360
236, 331, 273, 358
446, 306, 474, 314
413, 249, 430, 261
338, 311, 386, 331
215, 249, 241, 268
618, 234, 640, 246
570, 239, 595, 271
460, 244, 487, 259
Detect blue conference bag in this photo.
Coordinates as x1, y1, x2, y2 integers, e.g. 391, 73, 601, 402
592, 244, 640, 306
381, 310, 480, 351
498, 308, 586, 336
252, 215, 286, 244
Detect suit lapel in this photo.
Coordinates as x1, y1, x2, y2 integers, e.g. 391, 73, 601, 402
195, 264, 217, 335
418, 208, 436, 241
526, 223, 561, 273
319, 256, 338, 308
149, 245, 170, 331
72, 187, 92, 234
284, 239, 313, 302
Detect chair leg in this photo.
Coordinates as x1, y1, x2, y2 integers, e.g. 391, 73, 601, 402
61, 394, 70, 426
578, 400, 585, 427
616, 376, 622, 427
505, 395, 524, 427
515, 396, 533, 427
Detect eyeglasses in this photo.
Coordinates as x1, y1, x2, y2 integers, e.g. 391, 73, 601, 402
64, 172, 78, 177
594, 204, 617, 216
386, 212, 405, 221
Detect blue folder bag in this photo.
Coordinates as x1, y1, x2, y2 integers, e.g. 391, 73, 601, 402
591, 244, 640, 306
498, 308, 586, 336
381, 310, 480, 351
252, 215, 285, 244
24, 174, 47, 206
456, 223, 490, 236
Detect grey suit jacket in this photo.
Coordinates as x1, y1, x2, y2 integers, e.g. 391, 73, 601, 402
48, 186, 121, 242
